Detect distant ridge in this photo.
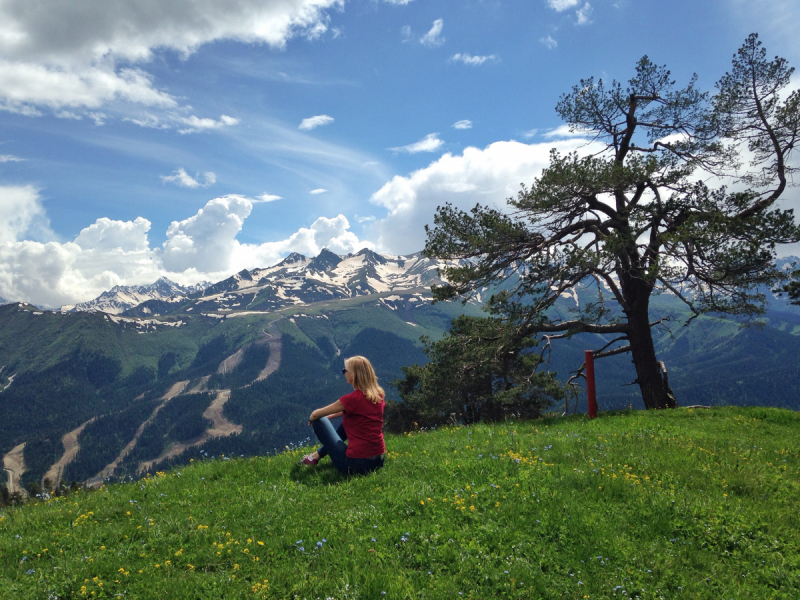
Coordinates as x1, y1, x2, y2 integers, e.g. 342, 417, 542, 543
61, 277, 210, 315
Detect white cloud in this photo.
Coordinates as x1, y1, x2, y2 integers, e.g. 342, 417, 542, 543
0, 154, 24, 162
450, 53, 497, 66
540, 35, 558, 49
0, 61, 178, 114
0, 191, 373, 307
160, 168, 216, 188
299, 114, 334, 130
160, 195, 252, 273
0, 184, 53, 243
310, 188, 329, 194
356, 215, 376, 223
389, 133, 444, 154
74, 217, 151, 252
0, 0, 341, 119
542, 124, 590, 138
576, 2, 593, 25
370, 138, 601, 254
178, 115, 240, 134
383, 0, 414, 4
523, 128, 539, 139
420, 19, 445, 47
400, 25, 414, 43
256, 193, 282, 202
547, 0, 580, 11
453, 120, 473, 130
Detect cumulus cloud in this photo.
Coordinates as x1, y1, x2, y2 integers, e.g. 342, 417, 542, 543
299, 114, 334, 130
0, 62, 177, 114
389, 133, 444, 154
547, 0, 580, 11
161, 168, 216, 188
576, 2, 593, 25
160, 196, 252, 273
420, 19, 445, 47
0, 154, 24, 162
453, 120, 472, 130
0, 191, 373, 308
0, 184, 53, 243
450, 53, 497, 66
540, 35, 558, 49
74, 217, 151, 252
0, 0, 341, 120
370, 138, 601, 254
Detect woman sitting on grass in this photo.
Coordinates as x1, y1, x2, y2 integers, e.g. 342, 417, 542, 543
302, 355, 386, 475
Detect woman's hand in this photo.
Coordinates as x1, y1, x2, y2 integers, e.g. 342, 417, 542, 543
308, 410, 319, 425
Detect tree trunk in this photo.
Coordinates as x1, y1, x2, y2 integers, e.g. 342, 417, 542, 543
626, 297, 678, 409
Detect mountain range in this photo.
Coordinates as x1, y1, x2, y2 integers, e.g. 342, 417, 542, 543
60, 277, 211, 315
2, 248, 800, 495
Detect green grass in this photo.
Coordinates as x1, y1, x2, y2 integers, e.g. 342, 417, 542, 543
1, 406, 799, 599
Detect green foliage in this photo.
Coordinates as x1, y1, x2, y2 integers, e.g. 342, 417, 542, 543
117, 394, 215, 474
20, 438, 64, 490
338, 327, 427, 386
1, 408, 799, 598
392, 316, 562, 430
64, 399, 161, 484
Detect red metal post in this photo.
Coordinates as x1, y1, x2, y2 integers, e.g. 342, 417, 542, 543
585, 350, 598, 419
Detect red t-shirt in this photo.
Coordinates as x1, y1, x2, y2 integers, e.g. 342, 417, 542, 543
340, 389, 386, 459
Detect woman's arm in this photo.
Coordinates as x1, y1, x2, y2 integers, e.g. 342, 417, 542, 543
308, 400, 345, 425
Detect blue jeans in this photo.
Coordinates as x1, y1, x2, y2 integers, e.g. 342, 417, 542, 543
312, 417, 385, 476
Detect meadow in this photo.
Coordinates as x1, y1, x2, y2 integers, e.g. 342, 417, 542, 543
1, 406, 798, 599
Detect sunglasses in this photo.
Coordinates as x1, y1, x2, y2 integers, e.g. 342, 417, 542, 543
341, 368, 348, 375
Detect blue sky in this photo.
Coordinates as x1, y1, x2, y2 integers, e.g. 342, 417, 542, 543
1, 0, 799, 307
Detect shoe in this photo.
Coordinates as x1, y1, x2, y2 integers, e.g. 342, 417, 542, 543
299, 454, 319, 466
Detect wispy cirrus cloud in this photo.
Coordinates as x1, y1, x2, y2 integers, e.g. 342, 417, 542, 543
256, 193, 283, 202
450, 53, 497, 66
420, 19, 445, 47
310, 188, 328, 194
161, 168, 216, 188
389, 133, 444, 154
453, 120, 472, 130
299, 114, 334, 130
0, 154, 25, 162
179, 115, 240, 134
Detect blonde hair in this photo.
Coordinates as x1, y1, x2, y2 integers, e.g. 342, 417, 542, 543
345, 356, 385, 404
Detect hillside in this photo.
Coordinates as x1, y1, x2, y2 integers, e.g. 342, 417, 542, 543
1, 408, 798, 598
0, 250, 481, 490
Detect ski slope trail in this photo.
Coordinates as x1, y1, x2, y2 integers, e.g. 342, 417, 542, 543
3, 442, 26, 495
86, 380, 189, 487
43, 417, 96, 487
137, 389, 241, 473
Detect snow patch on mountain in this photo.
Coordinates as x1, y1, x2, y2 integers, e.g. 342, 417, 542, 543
61, 277, 210, 315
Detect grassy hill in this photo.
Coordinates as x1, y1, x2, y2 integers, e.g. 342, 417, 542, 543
1, 407, 798, 599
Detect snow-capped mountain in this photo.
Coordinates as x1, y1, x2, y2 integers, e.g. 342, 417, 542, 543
61, 277, 211, 315
122, 249, 446, 317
